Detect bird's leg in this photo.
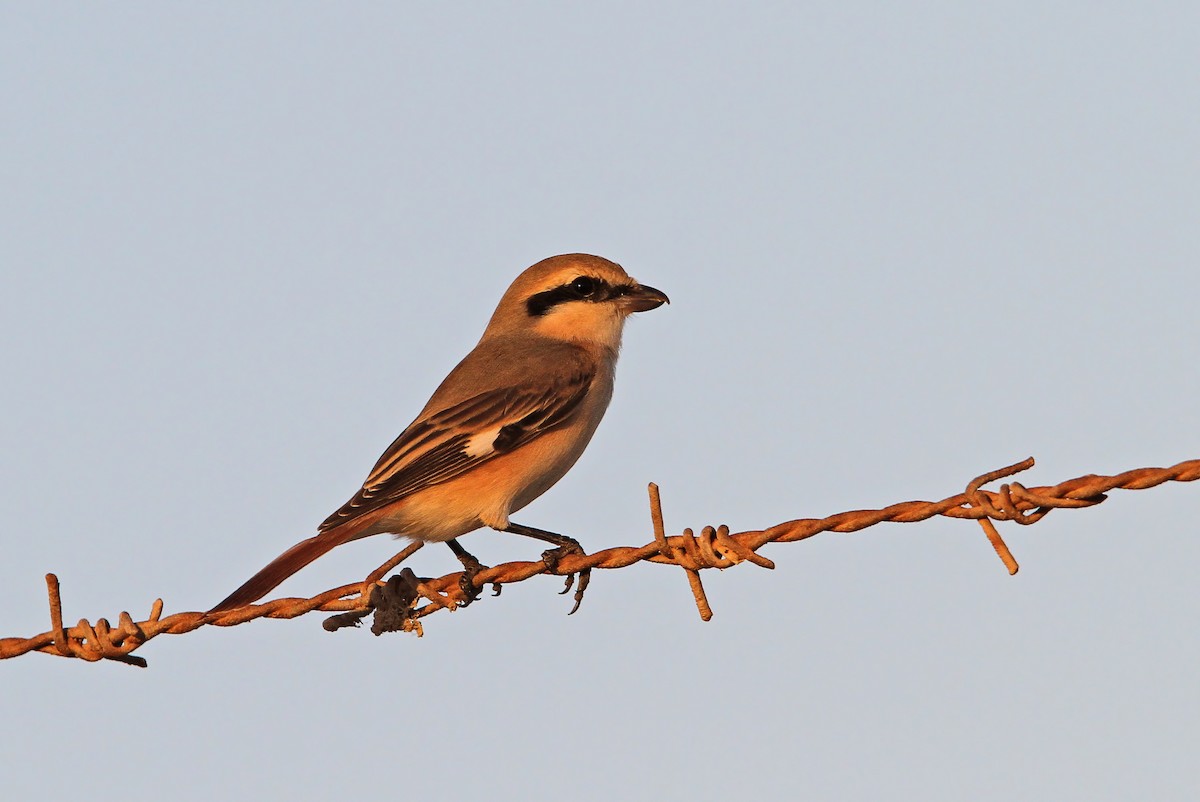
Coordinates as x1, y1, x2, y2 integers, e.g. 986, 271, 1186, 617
446, 538, 488, 605
502, 522, 591, 615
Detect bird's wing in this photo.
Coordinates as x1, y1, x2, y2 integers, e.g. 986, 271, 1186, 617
318, 351, 595, 532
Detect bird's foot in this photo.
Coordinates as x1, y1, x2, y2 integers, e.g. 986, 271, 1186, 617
541, 542, 591, 615
456, 553, 489, 607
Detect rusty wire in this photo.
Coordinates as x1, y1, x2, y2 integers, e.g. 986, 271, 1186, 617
2, 456, 1197, 667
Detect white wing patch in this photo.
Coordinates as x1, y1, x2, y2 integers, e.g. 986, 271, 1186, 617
463, 426, 503, 458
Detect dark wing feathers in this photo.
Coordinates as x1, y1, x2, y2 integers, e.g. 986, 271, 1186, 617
319, 357, 594, 533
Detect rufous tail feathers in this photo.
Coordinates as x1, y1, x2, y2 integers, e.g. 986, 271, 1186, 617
209, 529, 356, 612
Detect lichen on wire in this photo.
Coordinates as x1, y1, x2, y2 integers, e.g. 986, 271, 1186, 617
2, 456, 1197, 668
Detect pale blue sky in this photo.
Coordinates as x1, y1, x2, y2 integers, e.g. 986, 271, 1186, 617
3, 4, 1199, 800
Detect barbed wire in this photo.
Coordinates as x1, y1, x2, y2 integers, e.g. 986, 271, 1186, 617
2, 456, 1197, 668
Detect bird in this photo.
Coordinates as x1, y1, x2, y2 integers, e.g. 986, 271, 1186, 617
209, 253, 668, 614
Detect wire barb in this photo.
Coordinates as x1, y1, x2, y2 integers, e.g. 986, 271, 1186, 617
647, 483, 775, 620
964, 457, 1034, 574
2, 457, 1197, 666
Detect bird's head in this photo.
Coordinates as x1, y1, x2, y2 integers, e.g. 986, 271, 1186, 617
482, 254, 669, 350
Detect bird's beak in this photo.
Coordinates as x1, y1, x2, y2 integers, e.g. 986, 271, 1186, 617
620, 283, 670, 313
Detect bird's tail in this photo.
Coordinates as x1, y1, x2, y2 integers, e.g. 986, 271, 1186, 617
208, 530, 354, 613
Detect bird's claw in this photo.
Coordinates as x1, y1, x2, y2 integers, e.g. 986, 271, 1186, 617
456, 555, 488, 607
541, 544, 591, 615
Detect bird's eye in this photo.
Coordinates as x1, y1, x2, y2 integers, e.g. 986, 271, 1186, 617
570, 276, 597, 297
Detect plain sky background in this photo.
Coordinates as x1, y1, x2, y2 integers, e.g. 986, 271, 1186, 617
2, 4, 1198, 800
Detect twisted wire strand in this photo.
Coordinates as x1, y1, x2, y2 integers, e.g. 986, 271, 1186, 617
2, 457, 1196, 667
